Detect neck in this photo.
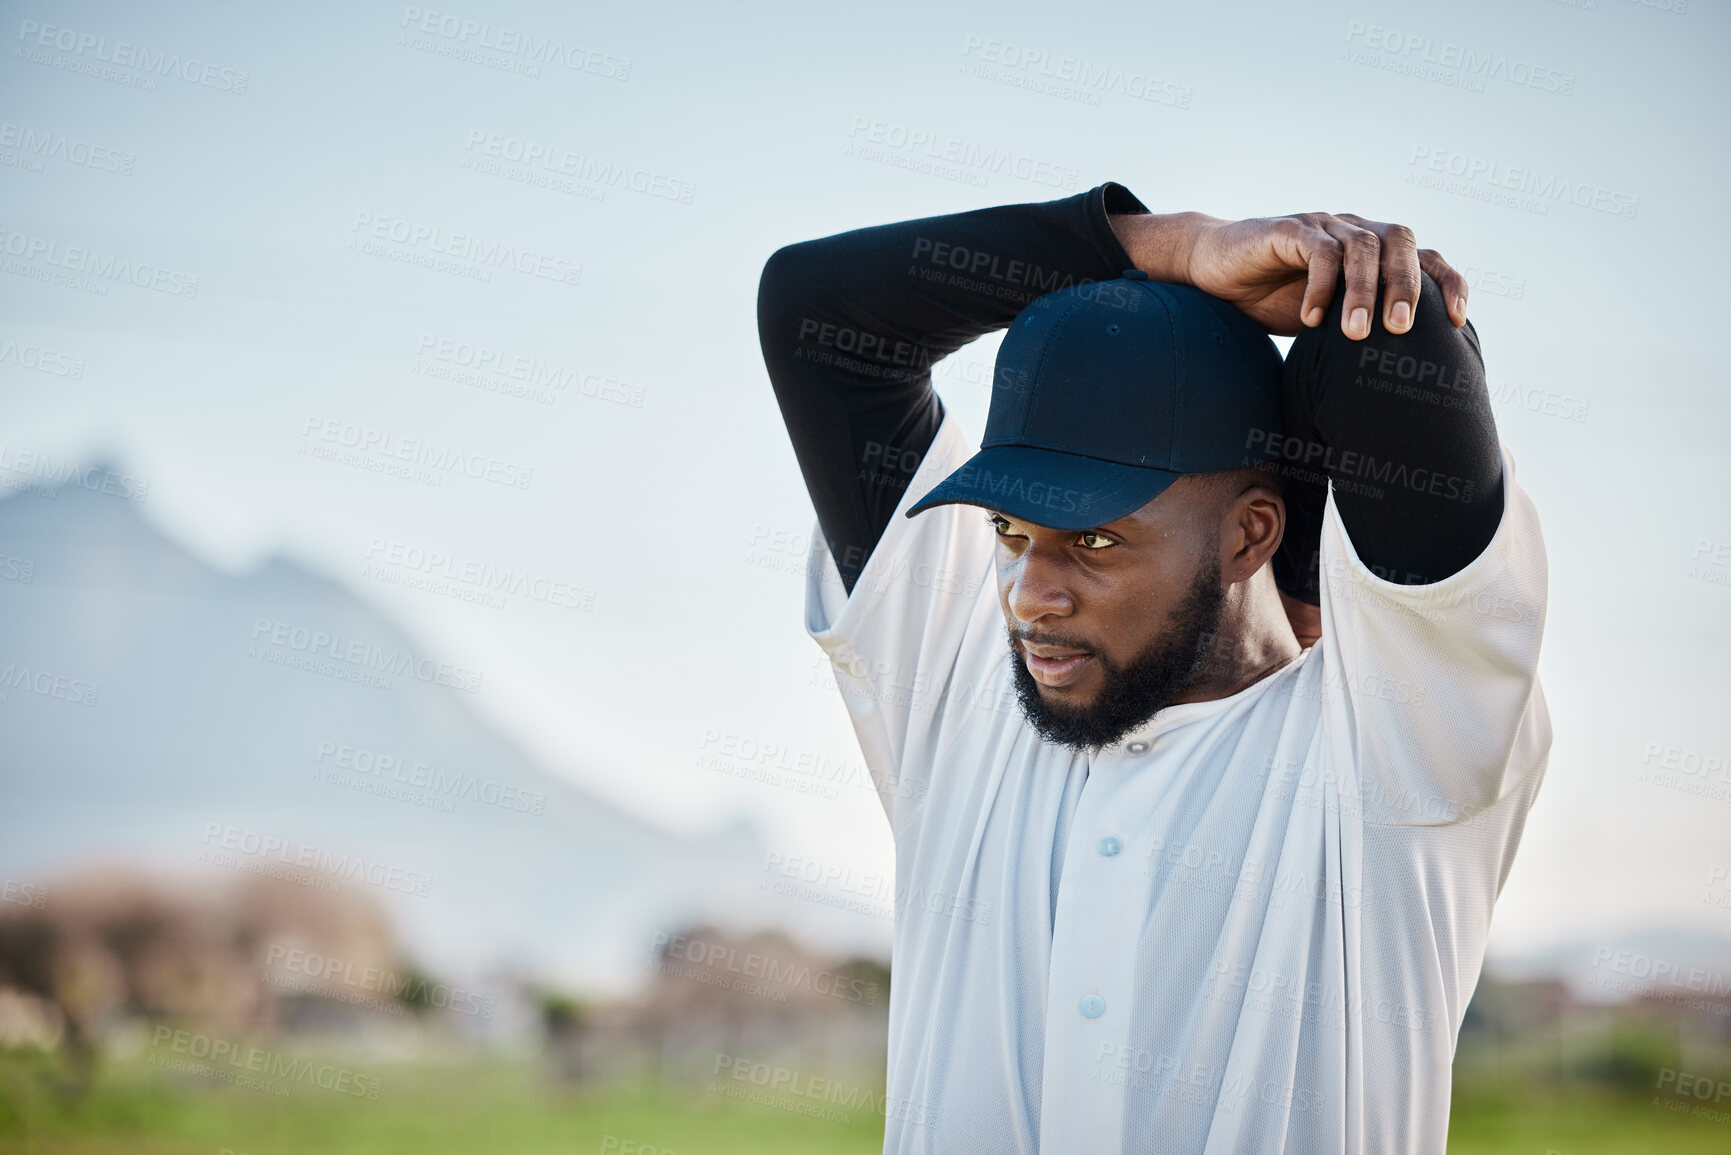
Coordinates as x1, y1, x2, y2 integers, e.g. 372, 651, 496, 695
1171, 567, 1302, 705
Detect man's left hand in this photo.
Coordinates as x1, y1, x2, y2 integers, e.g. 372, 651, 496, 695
1109, 210, 1471, 340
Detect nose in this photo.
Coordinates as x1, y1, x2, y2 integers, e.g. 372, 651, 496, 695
1003, 545, 1076, 625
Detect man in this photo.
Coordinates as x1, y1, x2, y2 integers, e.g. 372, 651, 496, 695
756, 182, 1548, 1153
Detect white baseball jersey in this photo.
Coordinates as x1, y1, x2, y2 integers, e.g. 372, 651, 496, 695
803, 413, 1550, 1154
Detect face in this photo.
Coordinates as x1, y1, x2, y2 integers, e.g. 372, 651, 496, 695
987, 478, 1231, 751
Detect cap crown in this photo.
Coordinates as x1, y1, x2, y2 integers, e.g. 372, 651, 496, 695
987, 276, 1283, 474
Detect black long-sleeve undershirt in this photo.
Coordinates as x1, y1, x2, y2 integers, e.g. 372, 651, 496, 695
1270, 272, 1505, 602
757, 183, 1504, 603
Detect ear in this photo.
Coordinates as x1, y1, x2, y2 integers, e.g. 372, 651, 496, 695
1222, 485, 1285, 585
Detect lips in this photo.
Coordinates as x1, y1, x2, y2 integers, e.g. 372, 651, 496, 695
1020, 641, 1095, 689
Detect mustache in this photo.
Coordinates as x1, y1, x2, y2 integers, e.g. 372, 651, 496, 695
1008, 629, 1097, 655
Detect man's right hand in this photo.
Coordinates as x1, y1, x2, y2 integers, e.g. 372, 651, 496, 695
1108, 210, 1471, 341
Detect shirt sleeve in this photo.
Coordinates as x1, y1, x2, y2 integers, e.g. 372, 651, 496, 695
757, 182, 1147, 594
1315, 442, 1551, 827
802, 413, 1006, 827
1271, 273, 1506, 605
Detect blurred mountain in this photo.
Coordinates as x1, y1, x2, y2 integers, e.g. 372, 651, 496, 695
0, 469, 814, 997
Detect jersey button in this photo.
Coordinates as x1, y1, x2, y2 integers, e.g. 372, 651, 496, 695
1098, 835, 1123, 857
1126, 740, 1150, 755
1079, 995, 1106, 1019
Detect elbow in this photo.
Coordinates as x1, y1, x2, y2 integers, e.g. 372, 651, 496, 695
757, 240, 828, 371
757, 240, 822, 324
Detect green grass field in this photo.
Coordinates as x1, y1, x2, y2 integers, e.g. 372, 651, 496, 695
0, 1051, 885, 1155
1, 1051, 1727, 1154
1446, 1074, 1731, 1155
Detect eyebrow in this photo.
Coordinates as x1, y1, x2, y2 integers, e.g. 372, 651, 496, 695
989, 511, 1124, 537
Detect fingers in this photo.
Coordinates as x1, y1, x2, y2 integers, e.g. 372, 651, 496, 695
1320, 217, 1381, 340
1373, 223, 1421, 335
1419, 248, 1470, 326
1288, 218, 1342, 329
1251, 213, 1467, 335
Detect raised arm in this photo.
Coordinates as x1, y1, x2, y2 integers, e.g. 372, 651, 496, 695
760, 194, 1485, 614
1108, 211, 1489, 642
1271, 268, 1503, 625
756, 183, 1147, 594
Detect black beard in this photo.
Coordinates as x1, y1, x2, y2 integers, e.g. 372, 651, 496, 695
1008, 560, 1225, 753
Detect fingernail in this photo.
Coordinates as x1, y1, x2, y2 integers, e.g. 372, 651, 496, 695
1455, 296, 1467, 319
1349, 307, 1369, 338
1304, 306, 1323, 327
1390, 300, 1411, 331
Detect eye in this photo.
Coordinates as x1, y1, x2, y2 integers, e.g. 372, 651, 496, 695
1076, 531, 1116, 551
986, 513, 1023, 538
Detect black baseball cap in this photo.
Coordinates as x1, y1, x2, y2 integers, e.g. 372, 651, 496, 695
907, 271, 1283, 530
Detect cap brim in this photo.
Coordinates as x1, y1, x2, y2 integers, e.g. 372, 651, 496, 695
906, 444, 1182, 531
